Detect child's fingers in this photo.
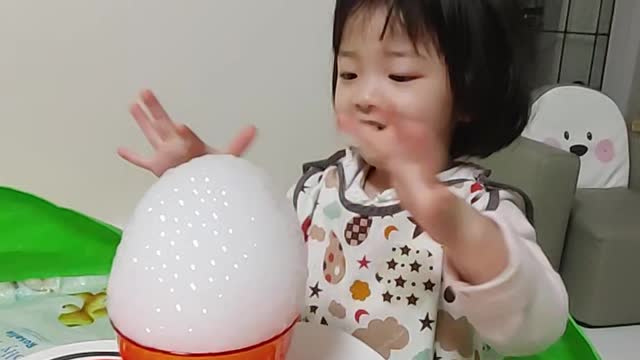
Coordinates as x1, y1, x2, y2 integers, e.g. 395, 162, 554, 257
140, 89, 176, 139
130, 103, 161, 148
175, 123, 204, 143
117, 147, 152, 170
225, 125, 257, 156
378, 107, 436, 156
378, 106, 422, 139
396, 119, 431, 151
337, 114, 392, 154
393, 118, 448, 176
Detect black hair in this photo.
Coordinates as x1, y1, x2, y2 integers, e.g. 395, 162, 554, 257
332, 0, 537, 159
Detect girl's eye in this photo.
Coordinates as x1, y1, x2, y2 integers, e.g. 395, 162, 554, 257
389, 75, 418, 82
340, 72, 357, 80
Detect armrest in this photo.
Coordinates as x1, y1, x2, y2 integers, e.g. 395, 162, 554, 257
629, 130, 640, 191
473, 137, 580, 271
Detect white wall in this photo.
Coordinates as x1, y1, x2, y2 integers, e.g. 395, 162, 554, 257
0, 0, 339, 227
602, 0, 640, 119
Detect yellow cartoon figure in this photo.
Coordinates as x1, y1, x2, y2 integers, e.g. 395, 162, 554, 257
58, 291, 108, 327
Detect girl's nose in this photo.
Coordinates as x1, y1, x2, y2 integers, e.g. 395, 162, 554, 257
354, 82, 379, 115
356, 103, 374, 114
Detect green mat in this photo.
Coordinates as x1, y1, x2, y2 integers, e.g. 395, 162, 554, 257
0, 187, 600, 359
0, 186, 121, 282
505, 317, 601, 360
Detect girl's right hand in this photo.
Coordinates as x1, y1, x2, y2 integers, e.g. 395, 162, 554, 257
118, 89, 257, 177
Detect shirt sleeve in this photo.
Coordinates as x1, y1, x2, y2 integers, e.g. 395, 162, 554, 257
443, 189, 569, 356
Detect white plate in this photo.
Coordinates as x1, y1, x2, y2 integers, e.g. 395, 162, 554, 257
21, 340, 120, 359
22, 323, 383, 360
287, 323, 382, 360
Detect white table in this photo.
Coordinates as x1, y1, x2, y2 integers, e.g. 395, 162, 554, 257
23, 323, 383, 360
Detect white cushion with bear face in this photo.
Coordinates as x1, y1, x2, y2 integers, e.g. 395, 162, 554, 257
522, 85, 629, 189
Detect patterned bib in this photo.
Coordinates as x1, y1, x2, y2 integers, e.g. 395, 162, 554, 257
289, 149, 527, 360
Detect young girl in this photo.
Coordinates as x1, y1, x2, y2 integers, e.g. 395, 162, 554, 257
118, 1, 569, 359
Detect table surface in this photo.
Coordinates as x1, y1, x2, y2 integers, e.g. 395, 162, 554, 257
22, 323, 383, 360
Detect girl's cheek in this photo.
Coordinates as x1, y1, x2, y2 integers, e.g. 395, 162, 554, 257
595, 139, 615, 163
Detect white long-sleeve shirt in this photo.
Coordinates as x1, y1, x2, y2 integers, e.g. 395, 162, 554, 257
287, 148, 568, 360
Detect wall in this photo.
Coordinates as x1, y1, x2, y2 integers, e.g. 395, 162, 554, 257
0, 0, 338, 227
602, 0, 640, 119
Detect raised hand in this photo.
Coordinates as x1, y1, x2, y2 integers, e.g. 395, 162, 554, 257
337, 110, 451, 228
118, 89, 256, 177
337, 110, 509, 284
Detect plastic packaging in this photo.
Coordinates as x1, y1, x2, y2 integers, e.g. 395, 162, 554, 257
0, 283, 16, 306
0, 289, 115, 359
0, 326, 53, 359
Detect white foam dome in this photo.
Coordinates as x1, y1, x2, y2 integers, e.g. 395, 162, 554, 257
107, 155, 307, 354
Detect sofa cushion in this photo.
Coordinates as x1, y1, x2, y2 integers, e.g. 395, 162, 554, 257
561, 188, 640, 326
474, 136, 579, 271
573, 188, 640, 240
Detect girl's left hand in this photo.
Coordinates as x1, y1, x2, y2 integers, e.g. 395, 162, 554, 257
337, 110, 462, 248
338, 110, 510, 284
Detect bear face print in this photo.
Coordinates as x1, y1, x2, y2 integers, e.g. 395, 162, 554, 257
522, 85, 629, 188
559, 130, 615, 164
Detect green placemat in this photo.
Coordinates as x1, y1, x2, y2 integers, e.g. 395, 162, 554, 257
0, 187, 121, 282
507, 317, 601, 360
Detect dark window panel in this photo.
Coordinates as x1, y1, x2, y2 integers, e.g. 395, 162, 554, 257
531, 0, 615, 89
589, 35, 609, 89
543, 0, 569, 31
567, 0, 600, 33
534, 32, 565, 88
598, 0, 615, 34
559, 34, 595, 85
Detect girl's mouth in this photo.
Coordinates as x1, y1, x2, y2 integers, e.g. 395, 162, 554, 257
360, 119, 386, 130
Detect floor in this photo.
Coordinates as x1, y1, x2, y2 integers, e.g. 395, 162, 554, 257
582, 325, 640, 359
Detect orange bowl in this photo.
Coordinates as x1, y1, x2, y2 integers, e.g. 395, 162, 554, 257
114, 321, 296, 360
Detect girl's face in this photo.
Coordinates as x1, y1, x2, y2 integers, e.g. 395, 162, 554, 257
334, 6, 454, 168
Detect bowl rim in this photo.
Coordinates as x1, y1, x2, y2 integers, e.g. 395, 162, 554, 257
112, 316, 299, 357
